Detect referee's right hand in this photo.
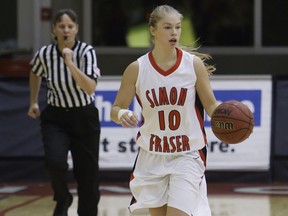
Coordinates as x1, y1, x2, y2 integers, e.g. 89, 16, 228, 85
27, 103, 40, 119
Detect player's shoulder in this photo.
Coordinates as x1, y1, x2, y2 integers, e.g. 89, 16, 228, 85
193, 55, 203, 64
179, 48, 197, 61
122, 60, 139, 83
137, 52, 149, 61
126, 60, 139, 72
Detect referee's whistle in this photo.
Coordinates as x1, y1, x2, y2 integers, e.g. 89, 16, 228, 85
63, 36, 68, 49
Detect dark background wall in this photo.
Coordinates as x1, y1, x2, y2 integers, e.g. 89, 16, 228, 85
95, 49, 288, 76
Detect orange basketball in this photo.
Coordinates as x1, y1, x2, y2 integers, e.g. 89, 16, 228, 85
211, 100, 254, 144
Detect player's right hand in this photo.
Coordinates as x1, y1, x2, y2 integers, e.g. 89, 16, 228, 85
120, 111, 139, 128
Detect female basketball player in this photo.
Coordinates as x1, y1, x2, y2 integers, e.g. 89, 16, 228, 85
110, 5, 218, 216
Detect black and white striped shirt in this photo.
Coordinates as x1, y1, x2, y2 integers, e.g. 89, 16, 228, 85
31, 40, 100, 108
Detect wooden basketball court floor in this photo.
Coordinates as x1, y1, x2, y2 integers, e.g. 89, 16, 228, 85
0, 181, 287, 216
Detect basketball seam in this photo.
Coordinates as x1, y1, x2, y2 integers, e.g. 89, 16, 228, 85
225, 103, 252, 119
211, 116, 252, 125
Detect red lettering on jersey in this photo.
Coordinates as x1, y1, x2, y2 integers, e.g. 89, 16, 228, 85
151, 89, 159, 106
149, 134, 190, 153
146, 90, 155, 108
182, 135, 190, 150
177, 88, 187, 106
149, 134, 162, 152
159, 87, 169, 105
170, 87, 177, 105
162, 136, 170, 153
146, 87, 188, 108
169, 136, 176, 152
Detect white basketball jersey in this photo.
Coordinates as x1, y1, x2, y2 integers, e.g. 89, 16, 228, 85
135, 48, 207, 155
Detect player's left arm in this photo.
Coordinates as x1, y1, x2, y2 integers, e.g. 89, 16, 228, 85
194, 56, 219, 117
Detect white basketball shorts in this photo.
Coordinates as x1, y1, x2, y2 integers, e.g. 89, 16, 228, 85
129, 148, 211, 216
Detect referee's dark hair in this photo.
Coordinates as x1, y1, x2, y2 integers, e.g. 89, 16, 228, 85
52, 9, 78, 41
53, 9, 78, 25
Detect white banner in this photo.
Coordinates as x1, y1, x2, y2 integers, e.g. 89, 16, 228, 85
81, 75, 272, 171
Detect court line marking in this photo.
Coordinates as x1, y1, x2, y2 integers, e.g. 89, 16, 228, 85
234, 186, 288, 194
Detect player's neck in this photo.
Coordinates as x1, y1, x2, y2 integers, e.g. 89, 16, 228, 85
152, 47, 177, 65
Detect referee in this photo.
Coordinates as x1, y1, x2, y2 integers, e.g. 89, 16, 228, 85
27, 9, 101, 216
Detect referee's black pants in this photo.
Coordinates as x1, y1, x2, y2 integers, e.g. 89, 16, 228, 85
40, 103, 100, 216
